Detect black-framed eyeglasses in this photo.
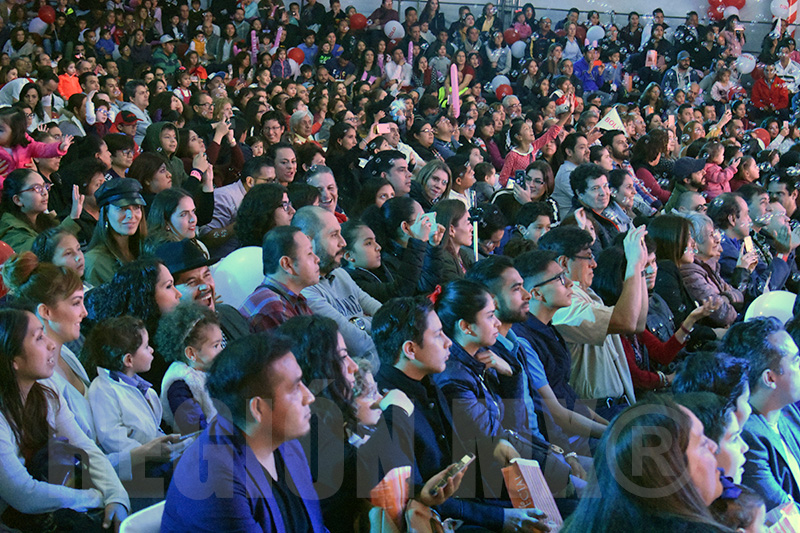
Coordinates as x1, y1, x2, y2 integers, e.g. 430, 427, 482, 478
280, 200, 293, 212
572, 253, 595, 262
19, 182, 51, 195
532, 271, 567, 288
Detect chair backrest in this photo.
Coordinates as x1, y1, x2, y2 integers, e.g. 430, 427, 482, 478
119, 500, 166, 533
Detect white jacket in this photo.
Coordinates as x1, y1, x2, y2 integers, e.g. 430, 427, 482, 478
89, 367, 163, 481
160, 362, 217, 432
0, 390, 129, 518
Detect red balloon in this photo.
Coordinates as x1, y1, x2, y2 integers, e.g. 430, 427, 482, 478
725, 0, 746, 9
287, 47, 305, 64
495, 84, 513, 100
707, 6, 724, 20
503, 29, 521, 45
350, 13, 367, 31
708, 0, 726, 8
38, 5, 55, 24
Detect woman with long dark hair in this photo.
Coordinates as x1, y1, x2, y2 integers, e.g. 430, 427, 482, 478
562, 396, 728, 532
419, 0, 446, 34
0, 168, 81, 253
345, 197, 432, 301
591, 245, 715, 393
84, 178, 148, 286
278, 315, 420, 533
0, 308, 129, 530
649, 214, 702, 325
421, 199, 473, 291
235, 183, 295, 248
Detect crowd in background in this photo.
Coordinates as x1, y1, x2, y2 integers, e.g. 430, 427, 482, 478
0, 0, 800, 531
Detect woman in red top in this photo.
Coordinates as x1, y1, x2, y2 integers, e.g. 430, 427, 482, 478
452, 50, 474, 95
593, 245, 717, 393
631, 133, 671, 204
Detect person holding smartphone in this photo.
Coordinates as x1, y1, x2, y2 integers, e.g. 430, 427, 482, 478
721, 15, 746, 58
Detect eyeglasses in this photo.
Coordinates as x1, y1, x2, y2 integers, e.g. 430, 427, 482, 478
420, 127, 433, 134
572, 253, 595, 262
23, 112, 34, 118
532, 271, 567, 288
280, 200, 293, 212
19, 182, 51, 195
120, 149, 135, 156
197, 101, 214, 107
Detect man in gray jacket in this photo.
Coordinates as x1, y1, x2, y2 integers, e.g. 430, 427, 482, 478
292, 206, 382, 368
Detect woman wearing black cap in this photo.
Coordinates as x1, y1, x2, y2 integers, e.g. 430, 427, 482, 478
84, 177, 148, 286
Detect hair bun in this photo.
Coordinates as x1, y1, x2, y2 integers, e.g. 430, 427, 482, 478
1, 251, 39, 295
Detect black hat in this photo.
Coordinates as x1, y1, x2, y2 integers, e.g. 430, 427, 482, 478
154, 239, 217, 275
673, 157, 706, 179
94, 178, 146, 209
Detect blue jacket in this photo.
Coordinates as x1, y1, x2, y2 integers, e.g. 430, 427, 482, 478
741, 404, 800, 511
573, 57, 603, 93
161, 416, 327, 533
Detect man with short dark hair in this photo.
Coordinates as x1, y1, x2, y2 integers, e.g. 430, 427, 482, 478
467, 256, 597, 466
372, 297, 551, 532
239, 226, 317, 332
293, 206, 381, 367
663, 157, 707, 212
769, 174, 800, 222
200, 156, 276, 243
371, 149, 412, 196
161, 332, 323, 531
119, 79, 151, 144
552, 133, 590, 217
721, 318, 800, 509
538, 225, 648, 420
514, 250, 609, 443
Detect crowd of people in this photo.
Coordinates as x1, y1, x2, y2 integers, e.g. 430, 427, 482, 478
1, 0, 800, 531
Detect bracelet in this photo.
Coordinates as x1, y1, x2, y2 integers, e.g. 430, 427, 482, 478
657, 371, 668, 388
564, 452, 578, 460
679, 323, 693, 335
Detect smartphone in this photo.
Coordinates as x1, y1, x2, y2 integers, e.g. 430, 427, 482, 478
376, 123, 392, 135
514, 169, 528, 190
178, 430, 202, 442
667, 114, 675, 129
784, 121, 790, 129
743, 236, 754, 253
429, 454, 475, 495
423, 212, 436, 227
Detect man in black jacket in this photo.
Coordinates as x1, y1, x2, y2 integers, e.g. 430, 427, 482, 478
372, 297, 552, 532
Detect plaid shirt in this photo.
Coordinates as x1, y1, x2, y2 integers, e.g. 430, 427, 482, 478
238, 276, 312, 332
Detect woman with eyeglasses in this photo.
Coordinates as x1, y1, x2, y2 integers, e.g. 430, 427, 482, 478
0, 168, 82, 253
592, 244, 716, 393
234, 183, 295, 249
680, 212, 749, 328
406, 120, 442, 166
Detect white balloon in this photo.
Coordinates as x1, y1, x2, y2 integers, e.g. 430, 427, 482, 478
771, 0, 790, 19
744, 290, 796, 324
735, 53, 756, 74
723, 6, 739, 18
384, 20, 405, 40
491, 75, 511, 91
586, 25, 605, 44
28, 17, 48, 35
511, 40, 527, 59
210, 246, 264, 310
